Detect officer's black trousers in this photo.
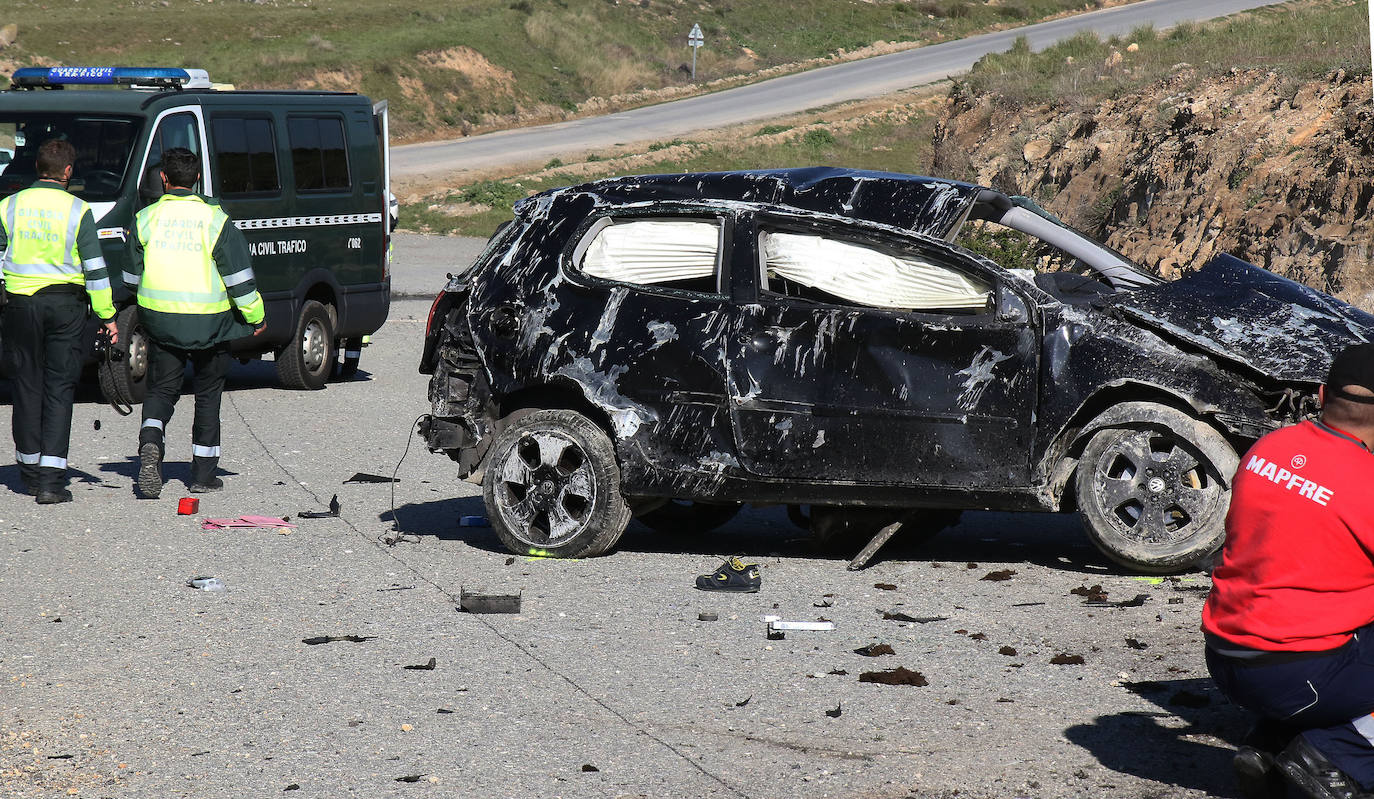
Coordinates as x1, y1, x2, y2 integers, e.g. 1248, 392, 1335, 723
1, 288, 87, 492
139, 339, 230, 486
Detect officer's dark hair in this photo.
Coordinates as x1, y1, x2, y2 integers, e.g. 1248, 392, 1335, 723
161, 147, 200, 188
35, 139, 76, 180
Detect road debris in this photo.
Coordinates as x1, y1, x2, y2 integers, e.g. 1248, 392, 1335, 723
581, 764, 599, 772
858, 667, 927, 686
186, 576, 226, 593
999, 646, 1018, 656
1125, 638, 1149, 650
301, 634, 376, 645
1050, 653, 1085, 665
873, 582, 897, 591
200, 515, 296, 531
734, 695, 752, 707
695, 557, 761, 592
825, 703, 842, 718
298, 494, 341, 518
855, 643, 895, 657
981, 569, 1017, 582
395, 774, 426, 783
343, 472, 398, 484
1071, 584, 1110, 602
765, 617, 834, 639
177, 497, 199, 515
1086, 593, 1150, 608
881, 611, 946, 624
460, 515, 490, 527
403, 658, 437, 671
459, 589, 521, 614
698, 612, 718, 621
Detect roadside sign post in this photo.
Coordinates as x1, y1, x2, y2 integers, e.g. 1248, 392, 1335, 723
688, 23, 704, 81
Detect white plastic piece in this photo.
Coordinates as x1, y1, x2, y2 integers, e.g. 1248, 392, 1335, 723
767, 620, 834, 632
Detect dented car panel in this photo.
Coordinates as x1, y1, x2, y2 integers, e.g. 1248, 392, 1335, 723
418, 167, 1370, 570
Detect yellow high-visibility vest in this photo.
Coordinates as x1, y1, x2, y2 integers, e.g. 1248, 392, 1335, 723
1, 186, 94, 295
135, 194, 232, 316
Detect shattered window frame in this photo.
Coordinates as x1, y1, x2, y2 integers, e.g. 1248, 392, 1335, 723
752, 214, 1000, 318
566, 212, 731, 299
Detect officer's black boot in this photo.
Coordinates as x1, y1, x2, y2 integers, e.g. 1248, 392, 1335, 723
137, 427, 164, 499
189, 456, 222, 493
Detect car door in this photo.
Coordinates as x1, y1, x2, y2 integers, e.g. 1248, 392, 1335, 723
559, 212, 740, 479
726, 216, 1039, 487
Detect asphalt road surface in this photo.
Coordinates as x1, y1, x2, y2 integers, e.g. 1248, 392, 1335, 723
1, 298, 1248, 798
392, 0, 1287, 182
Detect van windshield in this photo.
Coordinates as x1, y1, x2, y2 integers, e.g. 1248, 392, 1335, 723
0, 114, 141, 203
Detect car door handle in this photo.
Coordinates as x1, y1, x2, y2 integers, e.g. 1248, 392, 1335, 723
738, 331, 777, 350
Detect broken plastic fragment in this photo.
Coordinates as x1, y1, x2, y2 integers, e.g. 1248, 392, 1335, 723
343, 472, 398, 484
186, 576, 226, 593
403, 658, 437, 671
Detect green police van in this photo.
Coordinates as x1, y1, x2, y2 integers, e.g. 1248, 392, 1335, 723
0, 66, 393, 396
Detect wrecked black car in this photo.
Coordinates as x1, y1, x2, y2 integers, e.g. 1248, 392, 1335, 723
418, 167, 1374, 573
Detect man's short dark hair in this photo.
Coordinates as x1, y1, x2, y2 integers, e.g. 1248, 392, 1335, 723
36, 139, 76, 180
160, 147, 200, 188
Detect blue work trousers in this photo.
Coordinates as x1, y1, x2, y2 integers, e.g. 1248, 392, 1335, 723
1207, 626, 1374, 788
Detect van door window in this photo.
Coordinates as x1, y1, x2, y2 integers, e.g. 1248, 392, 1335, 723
211, 116, 280, 195
287, 116, 350, 192
141, 112, 202, 199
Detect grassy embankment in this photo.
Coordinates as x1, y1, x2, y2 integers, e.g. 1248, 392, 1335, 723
1, 0, 1102, 140
404, 0, 1369, 238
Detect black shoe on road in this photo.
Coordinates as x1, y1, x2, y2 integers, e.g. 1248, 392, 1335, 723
1278, 736, 1374, 799
695, 557, 762, 592
189, 477, 224, 493
35, 488, 73, 505
138, 442, 163, 499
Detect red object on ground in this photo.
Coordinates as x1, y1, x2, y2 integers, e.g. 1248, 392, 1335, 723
177, 497, 199, 515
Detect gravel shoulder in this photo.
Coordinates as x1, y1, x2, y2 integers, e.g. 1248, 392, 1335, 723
0, 297, 1244, 798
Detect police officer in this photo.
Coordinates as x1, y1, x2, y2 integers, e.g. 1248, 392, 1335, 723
125, 147, 264, 498
0, 138, 118, 504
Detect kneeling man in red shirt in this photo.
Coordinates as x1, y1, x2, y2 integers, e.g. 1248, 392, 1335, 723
1205, 343, 1374, 799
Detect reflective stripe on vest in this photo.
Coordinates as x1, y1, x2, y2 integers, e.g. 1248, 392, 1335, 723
135, 195, 231, 315
0, 189, 86, 289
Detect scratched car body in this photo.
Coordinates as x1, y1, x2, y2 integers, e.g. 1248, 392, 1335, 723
417, 167, 1374, 573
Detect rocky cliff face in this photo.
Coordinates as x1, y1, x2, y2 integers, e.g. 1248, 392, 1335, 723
933, 67, 1373, 304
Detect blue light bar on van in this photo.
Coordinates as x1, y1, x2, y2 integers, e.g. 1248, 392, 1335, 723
11, 67, 202, 89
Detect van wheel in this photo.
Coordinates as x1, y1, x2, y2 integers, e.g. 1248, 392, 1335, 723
98, 306, 149, 405
484, 409, 631, 559
276, 300, 336, 390
335, 337, 363, 380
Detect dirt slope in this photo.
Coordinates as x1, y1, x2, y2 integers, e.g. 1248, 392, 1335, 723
933, 66, 1373, 302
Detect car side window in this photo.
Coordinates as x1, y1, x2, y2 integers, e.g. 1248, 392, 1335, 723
758, 229, 993, 313
140, 112, 203, 201
576, 218, 724, 295
212, 116, 280, 196
287, 116, 351, 192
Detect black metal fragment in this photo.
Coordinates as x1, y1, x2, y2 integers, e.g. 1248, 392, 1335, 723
302, 635, 376, 645
403, 658, 437, 671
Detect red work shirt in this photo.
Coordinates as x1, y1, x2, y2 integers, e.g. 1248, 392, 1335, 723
1203, 420, 1374, 651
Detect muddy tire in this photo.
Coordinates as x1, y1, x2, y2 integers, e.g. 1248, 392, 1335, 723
637, 500, 742, 534
277, 300, 336, 390
98, 306, 149, 405
1075, 405, 1238, 574
484, 409, 631, 558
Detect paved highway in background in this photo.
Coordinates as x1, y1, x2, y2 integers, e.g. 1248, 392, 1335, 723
392, 0, 1287, 183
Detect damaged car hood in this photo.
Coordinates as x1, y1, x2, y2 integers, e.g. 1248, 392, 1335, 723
1110, 254, 1374, 383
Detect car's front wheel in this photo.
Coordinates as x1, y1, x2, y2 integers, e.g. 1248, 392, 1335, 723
483, 409, 631, 558
1075, 405, 1238, 574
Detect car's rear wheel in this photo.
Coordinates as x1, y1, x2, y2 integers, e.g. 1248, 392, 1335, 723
98, 305, 149, 405
277, 300, 336, 390
1075, 406, 1238, 574
637, 500, 742, 534
484, 409, 631, 558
